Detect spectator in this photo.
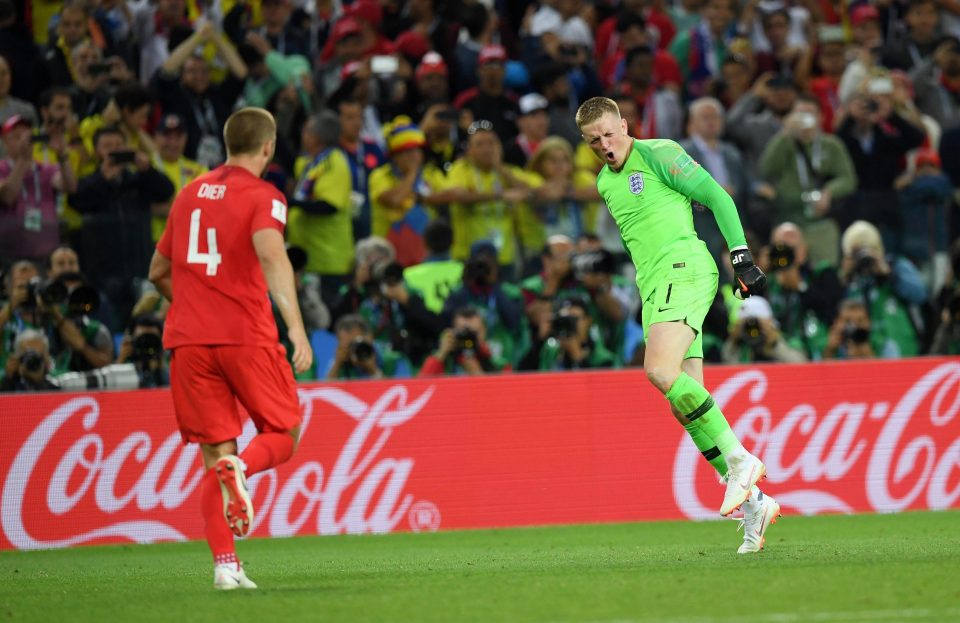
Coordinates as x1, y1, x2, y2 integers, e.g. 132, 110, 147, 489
752, 6, 808, 80
151, 113, 208, 242
911, 37, 960, 132
930, 285, 960, 355
385, 0, 458, 58
836, 78, 926, 246
839, 220, 926, 358
237, 33, 312, 112
0, 260, 112, 376
419, 101, 459, 176
758, 95, 858, 265
370, 116, 450, 266
42, 1, 92, 87
0, 328, 57, 391
331, 236, 441, 368
722, 295, 808, 364
413, 53, 450, 117
452, 2, 497, 94
316, 17, 366, 97
419, 306, 511, 376
79, 82, 156, 158
597, 13, 683, 94
115, 313, 168, 387
47, 244, 116, 330
727, 72, 798, 169
613, 46, 682, 140
69, 126, 174, 319
327, 313, 399, 379
848, 4, 883, 51
716, 54, 753, 110
225, 0, 309, 59
822, 298, 878, 360
403, 219, 464, 314
33, 87, 83, 175
445, 120, 533, 279
440, 241, 524, 366
453, 44, 520, 147
505, 93, 550, 168
0, 55, 37, 137
129, 0, 190, 83
532, 61, 582, 147
521, 136, 603, 260
764, 222, 844, 360
0, 115, 76, 265
680, 96, 750, 267
896, 149, 953, 292
807, 25, 848, 133
529, 296, 615, 371
67, 41, 113, 121
337, 97, 386, 241
0, 0, 41, 103
286, 111, 354, 307
669, 0, 737, 100
882, 0, 941, 72
154, 24, 249, 167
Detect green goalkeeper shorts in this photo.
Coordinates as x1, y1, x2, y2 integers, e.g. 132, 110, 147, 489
640, 263, 719, 360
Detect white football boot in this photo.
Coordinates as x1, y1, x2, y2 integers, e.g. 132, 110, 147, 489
214, 562, 258, 590
720, 453, 766, 516
737, 492, 781, 554
215, 455, 253, 537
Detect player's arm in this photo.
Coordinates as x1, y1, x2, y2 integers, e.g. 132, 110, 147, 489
253, 228, 313, 374
647, 141, 766, 298
148, 251, 173, 301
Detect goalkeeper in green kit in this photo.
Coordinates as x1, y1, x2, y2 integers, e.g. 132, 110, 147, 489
576, 97, 780, 554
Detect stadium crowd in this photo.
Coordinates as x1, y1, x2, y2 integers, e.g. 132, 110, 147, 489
2, 0, 960, 392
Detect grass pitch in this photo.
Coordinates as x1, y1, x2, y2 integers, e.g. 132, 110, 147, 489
1, 511, 958, 623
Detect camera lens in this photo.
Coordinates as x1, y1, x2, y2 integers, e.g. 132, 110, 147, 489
349, 338, 375, 361
20, 350, 45, 374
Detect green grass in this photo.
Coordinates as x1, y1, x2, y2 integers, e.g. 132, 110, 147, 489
2, 512, 959, 623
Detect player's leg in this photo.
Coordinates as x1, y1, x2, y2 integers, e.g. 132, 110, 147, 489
667, 358, 728, 479
222, 345, 303, 478
170, 347, 255, 589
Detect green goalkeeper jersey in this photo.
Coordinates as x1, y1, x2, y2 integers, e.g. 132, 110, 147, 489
596, 139, 748, 301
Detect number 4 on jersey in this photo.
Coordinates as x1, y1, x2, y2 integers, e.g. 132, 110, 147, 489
188, 208, 222, 276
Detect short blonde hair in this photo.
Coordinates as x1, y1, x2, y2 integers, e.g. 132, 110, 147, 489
841, 220, 885, 257
223, 107, 276, 157
575, 97, 620, 130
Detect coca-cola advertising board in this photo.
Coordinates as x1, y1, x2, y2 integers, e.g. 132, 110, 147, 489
1, 359, 958, 551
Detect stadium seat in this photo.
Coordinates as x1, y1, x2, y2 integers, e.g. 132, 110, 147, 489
310, 330, 338, 379
623, 319, 643, 363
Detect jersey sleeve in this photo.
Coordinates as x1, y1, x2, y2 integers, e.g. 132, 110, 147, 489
644, 140, 747, 250
250, 185, 288, 236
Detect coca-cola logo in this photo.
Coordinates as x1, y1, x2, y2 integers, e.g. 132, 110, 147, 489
2, 385, 438, 550
673, 362, 960, 519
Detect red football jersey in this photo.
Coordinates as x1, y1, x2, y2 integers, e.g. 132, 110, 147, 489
157, 166, 287, 349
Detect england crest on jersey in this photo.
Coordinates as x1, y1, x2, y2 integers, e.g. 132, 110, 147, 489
628, 171, 644, 194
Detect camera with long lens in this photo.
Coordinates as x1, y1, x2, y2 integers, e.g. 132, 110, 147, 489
452, 327, 478, 357
23, 276, 68, 309
67, 284, 100, 317
370, 260, 405, 288
52, 364, 141, 391
349, 337, 376, 363
741, 317, 767, 350
131, 333, 163, 363
851, 248, 877, 277
571, 250, 615, 279
841, 323, 871, 344
552, 314, 580, 339
18, 349, 45, 375
768, 242, 796, 272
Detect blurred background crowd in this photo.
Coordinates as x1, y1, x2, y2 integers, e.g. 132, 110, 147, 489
2, 0, 960, 392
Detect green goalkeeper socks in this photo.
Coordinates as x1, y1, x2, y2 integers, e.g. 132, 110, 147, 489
666, 372, 747, 460
683, 422, 728, 476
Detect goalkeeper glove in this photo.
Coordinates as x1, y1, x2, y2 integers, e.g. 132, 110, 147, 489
730, 247, 766, 298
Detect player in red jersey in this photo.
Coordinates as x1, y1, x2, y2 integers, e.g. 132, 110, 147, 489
148, 107, 313, 590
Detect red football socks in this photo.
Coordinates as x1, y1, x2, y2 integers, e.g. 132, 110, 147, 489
201, 468, 235, 560
240, 432, 295, 477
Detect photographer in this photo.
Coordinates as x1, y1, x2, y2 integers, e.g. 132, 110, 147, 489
332, 237, 441, 369
930, 288, 960, 355
115, 314, 168, 387
757, 96, 858, 266
532, 297, 616, 371
0, 329, 57, 392
441, 241, 524, 365
764, 223, 844, 360
521, 235, 628, 362
0, 260, 113, 377
69, 126, 174, 319
823, 299, 877, 360
419, 306, 510, 376
722, 296, 808, 364
327, 314, 399, 380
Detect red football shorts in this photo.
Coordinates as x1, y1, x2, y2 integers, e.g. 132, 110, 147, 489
170, 344, 301, 444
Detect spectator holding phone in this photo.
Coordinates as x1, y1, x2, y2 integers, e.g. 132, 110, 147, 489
0, 115, 76, 265
69, 126, 173, 319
